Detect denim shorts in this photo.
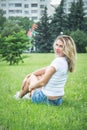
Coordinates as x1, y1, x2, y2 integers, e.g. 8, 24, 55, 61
31, 89, 63, 106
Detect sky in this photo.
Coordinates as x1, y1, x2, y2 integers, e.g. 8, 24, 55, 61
50, 0, 62, 6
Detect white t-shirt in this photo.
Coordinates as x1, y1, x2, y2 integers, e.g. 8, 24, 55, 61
42, 57, 68, 96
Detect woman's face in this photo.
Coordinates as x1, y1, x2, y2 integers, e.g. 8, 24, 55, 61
54, 39, 64, 57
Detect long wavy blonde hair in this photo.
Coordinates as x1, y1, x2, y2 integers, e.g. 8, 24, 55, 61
53, 35, 77, 72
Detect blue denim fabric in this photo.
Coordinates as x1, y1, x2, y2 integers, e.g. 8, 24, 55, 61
31, 89, 63, 106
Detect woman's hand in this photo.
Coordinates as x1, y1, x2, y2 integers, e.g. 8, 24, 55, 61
29, 84, 36, 92
22, 74, 31, 90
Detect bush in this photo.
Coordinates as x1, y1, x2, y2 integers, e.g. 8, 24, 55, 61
0, 31, 29, 65
70, 29, 87, 53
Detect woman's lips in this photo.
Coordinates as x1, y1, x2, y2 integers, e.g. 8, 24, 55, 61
55, 49, 60, 54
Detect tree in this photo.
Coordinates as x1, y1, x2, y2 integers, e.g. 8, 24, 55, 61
84, 17, 87, 33
0, 9, 6, 33
9, 17, 33, 32
0, 20, 29, 65
68, 1, 77, 31
68, 0, 85, 31
70, 29, 87, 53
35, 7, 51, 52
50, 0, 68, 41
1, 20, 21, 37
76, 0, 85, 30
0, 31, 29, 65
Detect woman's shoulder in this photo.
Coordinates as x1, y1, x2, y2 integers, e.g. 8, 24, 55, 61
52, 57, 68, 67
53, 57, 67, 62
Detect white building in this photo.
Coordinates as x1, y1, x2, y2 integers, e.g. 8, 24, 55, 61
0, 0, 54, 22
63, 0, 87, 17
0, 0, 87, 23
51, 0, 87, 17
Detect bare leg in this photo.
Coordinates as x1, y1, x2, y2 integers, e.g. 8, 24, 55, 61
19, 74, 39, 98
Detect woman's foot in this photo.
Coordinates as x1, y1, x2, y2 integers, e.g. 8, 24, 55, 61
14, 91, 20, 99
23, 93, 31, 99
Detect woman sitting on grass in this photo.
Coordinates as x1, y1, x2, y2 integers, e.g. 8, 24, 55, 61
14, 35, 77, 106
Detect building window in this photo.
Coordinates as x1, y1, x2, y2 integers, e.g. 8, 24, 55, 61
32, 17, 38, 20
9, 10, 14, 14
31, 10, 38, 13
3, 10, 6, 14
9, 0, 21, 1
40, 4, 45, 8
24, 4, 29, 8
1, 3, 6, 7
9, 10, 22, 14
15, 10, 22, 13
32, 0, 38, 2
1, 0, 6, 1
40, 10, 44, 15
9, 3, 15, 7
15, 3, 22, 7
24, 11, 29, 14
40, 0, 45, 1
31, 4, 38, 7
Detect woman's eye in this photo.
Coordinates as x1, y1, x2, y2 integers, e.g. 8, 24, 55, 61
56, 43, 58, 46
60, 45, 63, 48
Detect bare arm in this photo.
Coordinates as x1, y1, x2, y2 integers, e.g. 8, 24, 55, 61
29, 66, 56, 91
32, 67, 47, 76
22, 66, 47, 89
26, 66, 47, 78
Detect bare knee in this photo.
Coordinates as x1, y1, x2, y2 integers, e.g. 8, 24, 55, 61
29, 74, 38, 82
22, 74, 38, 91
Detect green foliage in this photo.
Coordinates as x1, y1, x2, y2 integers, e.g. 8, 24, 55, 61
9, 16, 33, 32
70, 29, 87, 53
0, 19, 30, 65
0, 53, 87, 130
0, 0, 87, 54
68, 1, 77, 31
0, 9, 6, 33
76, 0, 85, 29
84, 17, 87, 33
50, 0, 68, 40
68, 0, 85, 31
0, 31, 29, 65
1, 20, 22, 37
35, 7, 52, 52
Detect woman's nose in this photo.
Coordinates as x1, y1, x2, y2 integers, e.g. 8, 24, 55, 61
56, 45, 59, 49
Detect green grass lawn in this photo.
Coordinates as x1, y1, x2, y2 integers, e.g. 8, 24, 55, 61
0, 53, 87, 130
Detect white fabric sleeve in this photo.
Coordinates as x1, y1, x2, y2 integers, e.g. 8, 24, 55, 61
50, 58, 61, 71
